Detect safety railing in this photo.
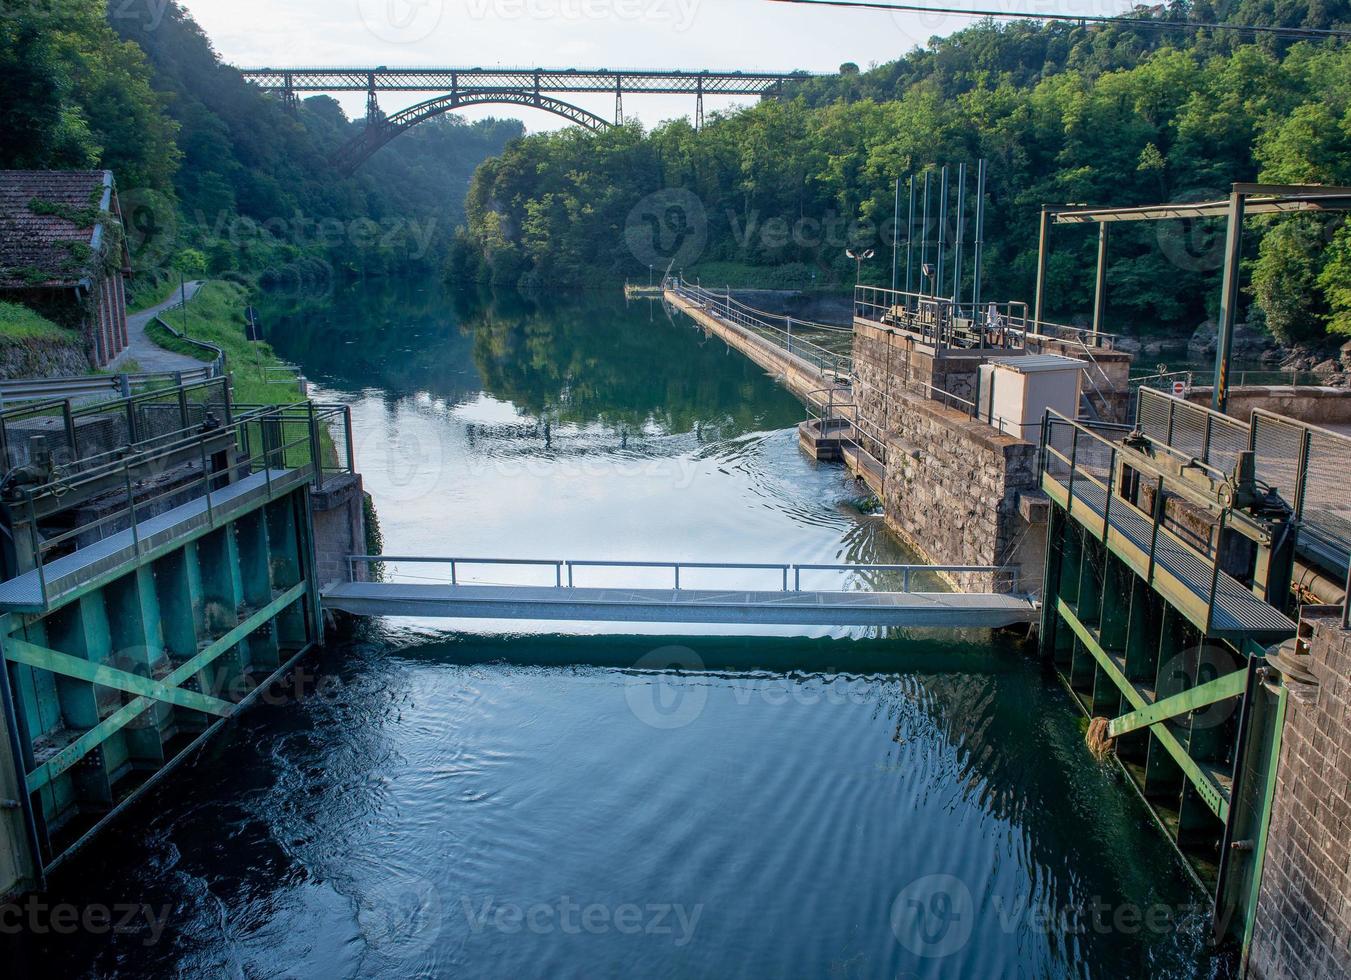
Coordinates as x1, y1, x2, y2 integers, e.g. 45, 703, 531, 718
802, 384, 892, 468
0, 376, 234, 475
1135, 387, 1351, 573
8, 400, 354, 609
0, 365, 222, 408
149, 313, 228, 376
1136, 386, 1252, 477
346, 555, 1021, 594
1040, 410, 1238, 633
669, 278, 852, 378
853, 285, 1117, 353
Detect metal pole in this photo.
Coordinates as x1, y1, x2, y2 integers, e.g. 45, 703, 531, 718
0, 646, 46, 891
1032, 206, 1051, 335
891, 176, 901, 292
1212, 189, 1246, 414
125, 469, 140, 554
953, 162, 966, 309
972, 160, 986, 316
1092, 222, 1109, 342
307, 401, 323, 490
920, 171, 931, 299
905, 174, 916, 298
936, 165, 948, 299
1343, 557, 1349, 630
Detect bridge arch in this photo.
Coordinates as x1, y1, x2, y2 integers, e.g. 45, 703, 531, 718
334, 89, 610, 173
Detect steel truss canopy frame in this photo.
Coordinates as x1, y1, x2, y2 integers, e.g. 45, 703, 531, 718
239, 66, 820, 95
1033, 183, 1351, 413
1047, 184, 1351, 224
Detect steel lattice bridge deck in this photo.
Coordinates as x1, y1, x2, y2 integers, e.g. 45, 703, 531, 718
321, 557, 1038, 629
238, 66, 822, 171
239, 66, 818, 94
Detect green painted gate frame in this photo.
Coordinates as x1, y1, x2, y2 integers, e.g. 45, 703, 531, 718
1057, 597, 1232, 820
1106, 668, 1248, 740
3, 583, 307, 795
0, 476, 326, 891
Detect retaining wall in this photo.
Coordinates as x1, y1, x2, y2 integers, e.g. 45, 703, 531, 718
851, 320, 1045, 594
1188, 386, 1351, 427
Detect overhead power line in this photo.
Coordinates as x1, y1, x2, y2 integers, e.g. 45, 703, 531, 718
765, 0, 1351, 40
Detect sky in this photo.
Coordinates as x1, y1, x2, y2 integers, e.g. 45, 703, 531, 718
176, 0, 1125, 131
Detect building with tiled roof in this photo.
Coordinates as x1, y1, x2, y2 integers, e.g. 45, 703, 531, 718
0, 171, 132, 368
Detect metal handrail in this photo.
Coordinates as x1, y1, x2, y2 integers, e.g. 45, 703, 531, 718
149, 313, 227, 376
670, 278, 853, 378
1041, 410, 1233, 620
346, 554, 1023, 594
11, 399, 356, 608
0, 367, 220, 406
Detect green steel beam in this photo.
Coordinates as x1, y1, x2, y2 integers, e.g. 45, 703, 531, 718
21, 583, 307, 793
1108, 668, 1247, 739
1056, 597, 1230, 820
4, 639, 233, 717
1242, 684, 1287, 965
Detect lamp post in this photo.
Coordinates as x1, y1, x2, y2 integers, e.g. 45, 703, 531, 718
846, 247, 875, 287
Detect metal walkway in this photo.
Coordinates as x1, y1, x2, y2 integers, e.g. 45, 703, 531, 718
0, 467, 307, 613
1058, 478, 1294, 638
322, 557, 1036, 628
321, 583, 1037, 627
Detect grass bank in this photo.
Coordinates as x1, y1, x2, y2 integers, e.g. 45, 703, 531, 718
0, 301, 90, 379
0, 301, 72, 342
146, 281, 303, 405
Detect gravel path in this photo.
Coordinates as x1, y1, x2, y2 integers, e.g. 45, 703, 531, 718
110, 280, 207, 373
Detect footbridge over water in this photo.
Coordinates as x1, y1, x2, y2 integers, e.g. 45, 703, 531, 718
321, 557, 1038, 629
240, 67, 820, 172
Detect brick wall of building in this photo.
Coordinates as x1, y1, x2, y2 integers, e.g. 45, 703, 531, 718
1248, 612, 1351, 979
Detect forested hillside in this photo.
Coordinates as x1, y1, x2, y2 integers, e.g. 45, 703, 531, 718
454, 5, 1351, 344
0, 1, 522, 296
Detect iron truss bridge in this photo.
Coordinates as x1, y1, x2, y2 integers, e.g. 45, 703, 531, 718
238, 66, 821, 172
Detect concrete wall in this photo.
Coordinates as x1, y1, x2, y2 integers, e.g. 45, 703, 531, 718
1188, 386, 1351, 426
1248, 611, 1351, 979
310, 472, 369, 588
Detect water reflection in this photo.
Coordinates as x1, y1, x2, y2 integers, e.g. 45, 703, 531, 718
261, 281, 802, 439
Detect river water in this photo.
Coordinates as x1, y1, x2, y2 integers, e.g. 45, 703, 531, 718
9, 280, 1224, 978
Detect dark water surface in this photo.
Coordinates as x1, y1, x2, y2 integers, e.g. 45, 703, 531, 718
10, 281, 1221, 978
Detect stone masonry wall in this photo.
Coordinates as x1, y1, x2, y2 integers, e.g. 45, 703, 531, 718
882, 392, 1041, 593
1248, 611, 1351, 980
852, 318, 1045, 594
310, 472, 369, 588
